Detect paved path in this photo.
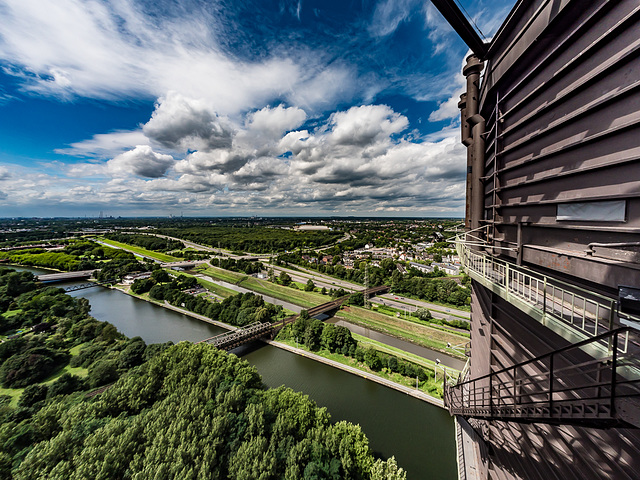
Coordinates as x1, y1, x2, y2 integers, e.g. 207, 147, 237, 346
263, 339, 445, 409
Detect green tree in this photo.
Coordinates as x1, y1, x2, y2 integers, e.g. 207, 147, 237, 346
279, 271, 292, 286
151, 269, 171, 283
304, 279, 316, 292
415, 307, 432, 321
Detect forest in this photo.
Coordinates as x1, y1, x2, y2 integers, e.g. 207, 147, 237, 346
156, 226, 343, 253
0, 269, 406, 479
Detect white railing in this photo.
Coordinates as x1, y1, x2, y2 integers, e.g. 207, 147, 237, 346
456, 235, 639, 353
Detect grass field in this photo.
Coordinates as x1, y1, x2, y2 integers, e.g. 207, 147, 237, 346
94, 237, 180, 262
372, 304, 470, 337
239, 276, 330, 308
336, 306, 468, 358
0, 387, 23, 408
196, 265, 246, 284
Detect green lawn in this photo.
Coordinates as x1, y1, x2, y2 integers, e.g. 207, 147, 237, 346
389, 295, 471, 314
196, 266, 247, 284
336, 306, 468, 358
239, 276, 330, 308
372, 304, 470, 337
94, 237, 180, 262
0, 386, 23, 408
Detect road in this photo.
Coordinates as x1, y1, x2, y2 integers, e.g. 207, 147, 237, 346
375, 295, 470, 321
111, 231, 470, 320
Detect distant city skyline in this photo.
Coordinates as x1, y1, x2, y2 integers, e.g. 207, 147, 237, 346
0, 0, 515, 218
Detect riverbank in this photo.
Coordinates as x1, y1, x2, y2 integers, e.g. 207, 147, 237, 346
109, 283, 446, 408
263, 338, 446, 409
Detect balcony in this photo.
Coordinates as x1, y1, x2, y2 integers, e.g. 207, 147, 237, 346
455, 234, 640, 355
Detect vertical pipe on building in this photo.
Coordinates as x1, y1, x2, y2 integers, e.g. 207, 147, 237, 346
469, 115, 485, 233
459, 93, 472, 230
460, 54, 485, 242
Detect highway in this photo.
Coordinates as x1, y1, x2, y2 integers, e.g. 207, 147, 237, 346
104, 231, 470, 321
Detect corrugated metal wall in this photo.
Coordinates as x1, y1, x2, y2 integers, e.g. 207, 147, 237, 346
478, 0, 640, 292
464, 1, 640, 478
470, 280, 640, 480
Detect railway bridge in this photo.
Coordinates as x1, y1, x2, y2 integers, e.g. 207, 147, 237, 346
199, 285, 390, 351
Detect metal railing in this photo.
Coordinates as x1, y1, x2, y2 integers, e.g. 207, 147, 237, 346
200, 321, 273, 349
444, 327, 640, 427
456, 234, 640, 353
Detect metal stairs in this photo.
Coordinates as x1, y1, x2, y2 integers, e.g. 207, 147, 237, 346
444, 327, 640, 428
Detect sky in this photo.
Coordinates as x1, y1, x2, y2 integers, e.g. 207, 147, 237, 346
0, 0, 515, 218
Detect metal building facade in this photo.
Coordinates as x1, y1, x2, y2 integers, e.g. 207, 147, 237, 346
444, 1, 640, 479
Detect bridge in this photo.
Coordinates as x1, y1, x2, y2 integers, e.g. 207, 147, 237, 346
37, 270, 98, 283
61, 279, 116, 292
198, 285, 390, 351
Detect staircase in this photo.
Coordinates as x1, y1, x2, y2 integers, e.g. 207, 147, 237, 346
444, 327, 640, 428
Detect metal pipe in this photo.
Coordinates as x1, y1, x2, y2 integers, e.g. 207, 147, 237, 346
469, 113, 486, 233
461, 55, 485, 241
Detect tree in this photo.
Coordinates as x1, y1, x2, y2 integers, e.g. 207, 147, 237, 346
48, 373, 86, 398
321, 324, 338, 352
88, 359, 119, 388
19, 384, 49, 408
130, 278, 154, 294
151, 269, 171, 283
349, 292, 364, 306
371, 456, 406, 480
364, 348, 382, 371
305, 279, 316, 292
414, 308, 432, 321
304, 319, 324, 351
279, 271, 292, 286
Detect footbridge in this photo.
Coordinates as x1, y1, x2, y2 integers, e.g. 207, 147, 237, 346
199, 285, 390, 351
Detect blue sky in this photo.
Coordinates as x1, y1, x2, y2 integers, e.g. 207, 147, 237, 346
0, 0, 515, 217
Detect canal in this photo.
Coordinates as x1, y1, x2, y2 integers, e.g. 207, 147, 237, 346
14, 266, 457, 479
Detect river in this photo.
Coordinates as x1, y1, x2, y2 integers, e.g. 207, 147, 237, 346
11, 265, 457, 479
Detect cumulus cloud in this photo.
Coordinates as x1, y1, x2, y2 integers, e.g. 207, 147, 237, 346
107, 145, 174, 178
6, 98, 467, 216
143, 92, 234, 152
328, 105, 408, 146
246, 105, 307, 140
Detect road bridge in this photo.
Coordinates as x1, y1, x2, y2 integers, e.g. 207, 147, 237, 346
37, 270, 98, 283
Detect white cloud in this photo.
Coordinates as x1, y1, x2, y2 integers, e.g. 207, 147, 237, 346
328, 104, 408, 146
107, 145, 174, 178
55, 130, 150, 158
246, 105, 307, 140
3, 98, 467, 215
0, 0, 366, 115
368, 0, 421, 38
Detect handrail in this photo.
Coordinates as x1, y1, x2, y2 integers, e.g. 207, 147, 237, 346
453, 327, 631, 389
455, 234, 640, 349
444, 327, 640, 426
